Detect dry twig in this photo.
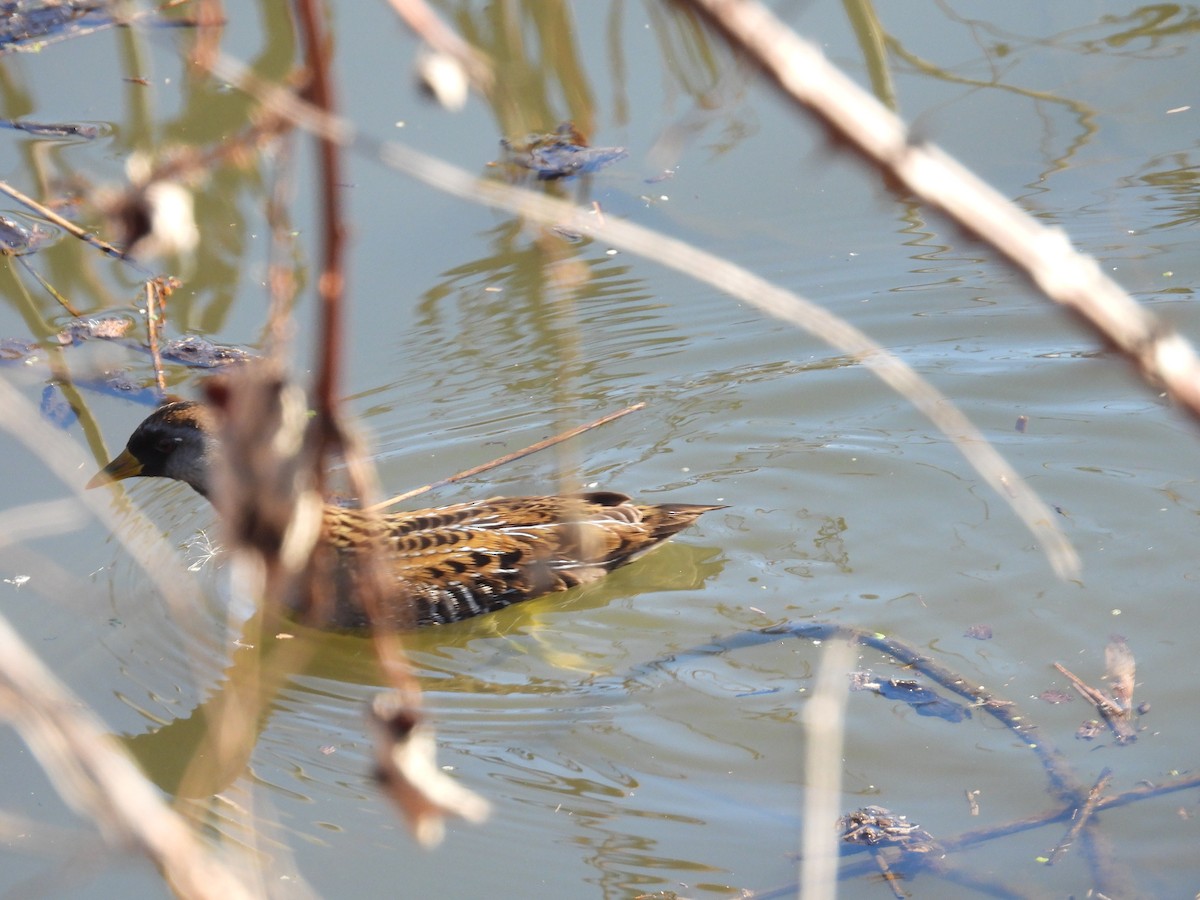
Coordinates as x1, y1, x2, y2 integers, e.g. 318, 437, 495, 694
1053, 662, 1137, 745
1047, 768, 1112, 865
145, 280, 168, 394
0, 613, 255, 900
0, 179, 128, 262
370, 401, 646, 511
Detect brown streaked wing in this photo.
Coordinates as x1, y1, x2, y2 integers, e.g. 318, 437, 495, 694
318, 492, 722, 626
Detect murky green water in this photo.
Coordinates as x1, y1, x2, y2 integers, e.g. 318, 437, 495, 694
0, 1, 1197, 897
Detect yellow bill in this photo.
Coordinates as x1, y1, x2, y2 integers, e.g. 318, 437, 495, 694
87, 448, 143, 489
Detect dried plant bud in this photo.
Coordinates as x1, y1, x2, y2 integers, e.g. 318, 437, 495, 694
368, 690, 489, 848
203, 367, 325, 620
416, 51, 468, 112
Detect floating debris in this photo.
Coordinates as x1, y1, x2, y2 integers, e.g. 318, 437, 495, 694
0, 336, 33, 360
0, 1, 111, 49
161, 335, 251, 368
499, 122, 627, 181
0, 118, 107, 140
54, 316, 133, 345
1054, 657, 1139, 745
0, 213, 57, 255
850, 671, 971, 722
1, 323, 253, 430
838, 805, 936, 849
964, 623, 993, 640
104, 370, 156, 396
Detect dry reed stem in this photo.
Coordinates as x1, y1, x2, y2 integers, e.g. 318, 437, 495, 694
799, 639, 855, 900
204, 48, 1080, 580
370, 401, 646, 511
11, 253, 83, 316
286, 0, 487, 845
294, 0, 347, 440
686, 0, 1200, 417
0, 179, 128, 262
0, 613, 255, 900
145, 281, 167, 394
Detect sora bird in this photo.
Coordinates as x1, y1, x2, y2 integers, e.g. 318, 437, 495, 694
88, 401, 722, 629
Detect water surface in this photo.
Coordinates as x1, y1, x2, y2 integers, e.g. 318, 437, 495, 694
0, 2, 1196, 897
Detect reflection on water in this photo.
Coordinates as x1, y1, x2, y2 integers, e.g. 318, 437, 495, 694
116, 541, 725, 797
0, 0, 1198, 896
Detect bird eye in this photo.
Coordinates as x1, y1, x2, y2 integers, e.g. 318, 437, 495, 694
156, 437, 181, 455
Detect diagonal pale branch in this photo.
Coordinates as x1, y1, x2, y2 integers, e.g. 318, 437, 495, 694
0, 612, 256, 900
800, 639, 856, 900
206, 49, 1080, 579
685, 0, 1200, 417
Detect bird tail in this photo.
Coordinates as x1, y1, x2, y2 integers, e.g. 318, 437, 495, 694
638, 503, 726, 542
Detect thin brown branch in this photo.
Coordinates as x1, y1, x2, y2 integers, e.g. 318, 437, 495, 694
287, 2, 484, 845
0, 179, 127, 262
1053, 662, 1137, 744
12, 254, 82, 316
293, 0, 346, 437
684, 0, 1200, 419
291, 0, 358, 645
145, 281, 167, 394
868, 848, 907, 900
369, 401, 646, 511
1047, 767, 1111, 865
